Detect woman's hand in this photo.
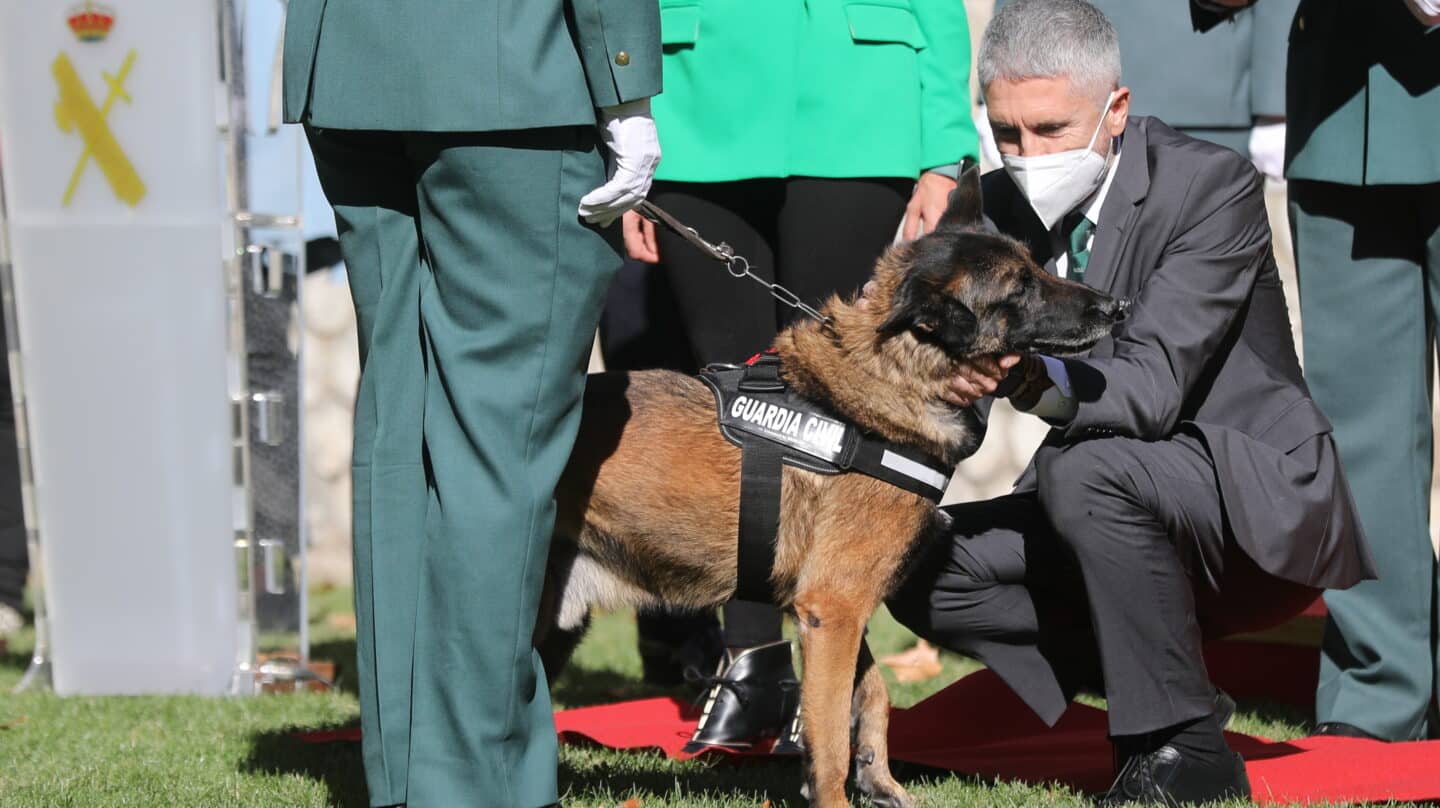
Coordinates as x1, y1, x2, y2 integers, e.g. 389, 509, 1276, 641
622, 209, 661, 263
902, 171, 959, 241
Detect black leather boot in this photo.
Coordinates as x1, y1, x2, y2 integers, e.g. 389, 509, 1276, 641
682, 640, 799, 753
771, 709, 805, 756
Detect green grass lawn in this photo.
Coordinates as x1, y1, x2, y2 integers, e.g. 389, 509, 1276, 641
0, 586, 1387, 807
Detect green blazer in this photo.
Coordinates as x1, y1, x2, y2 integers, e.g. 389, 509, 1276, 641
652, 0, 977, 182
283, 0, 662, 131
1285, 0, 1440, 186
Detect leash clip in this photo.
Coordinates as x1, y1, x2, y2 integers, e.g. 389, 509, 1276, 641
637, 200, 835, 334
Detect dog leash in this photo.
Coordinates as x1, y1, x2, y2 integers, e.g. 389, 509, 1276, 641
636, 200, 835, 332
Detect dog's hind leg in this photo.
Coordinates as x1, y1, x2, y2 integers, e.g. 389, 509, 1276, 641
794, 592, 867, 808
534, 539, 592, 680
535, 545, 579, 679
535, 536, 657, 679
538, 611, 591, 681
851, 640, 914, 808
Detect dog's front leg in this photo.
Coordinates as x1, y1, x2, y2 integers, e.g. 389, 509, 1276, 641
851, 640, 914, 808
794, 592, 865, 808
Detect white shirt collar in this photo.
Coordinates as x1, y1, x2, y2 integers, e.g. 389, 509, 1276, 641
1076, 142, 1122, 230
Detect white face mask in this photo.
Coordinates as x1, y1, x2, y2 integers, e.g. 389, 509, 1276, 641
1001, 92, 1116, 230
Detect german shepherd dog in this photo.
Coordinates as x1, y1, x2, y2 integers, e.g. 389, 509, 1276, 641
537, 168, 1124, 807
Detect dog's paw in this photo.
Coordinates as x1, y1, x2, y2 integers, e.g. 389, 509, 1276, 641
859, 785, 916, 808
853, 748, 915, 808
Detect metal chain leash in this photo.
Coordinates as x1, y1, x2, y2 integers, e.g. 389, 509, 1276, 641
636, 200, 834, 330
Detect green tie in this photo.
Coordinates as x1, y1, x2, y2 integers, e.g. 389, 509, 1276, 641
1065, 212, 1095, 282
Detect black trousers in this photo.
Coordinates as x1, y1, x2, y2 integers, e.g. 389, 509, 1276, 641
644, 177, 912, 647
887, 432, 1319, 736
649, 177, 911, 364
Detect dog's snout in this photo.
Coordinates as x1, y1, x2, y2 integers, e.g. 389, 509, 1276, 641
1092, 297, 1130, 321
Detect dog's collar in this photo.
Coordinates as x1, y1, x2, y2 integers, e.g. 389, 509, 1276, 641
699, 353, 953, 501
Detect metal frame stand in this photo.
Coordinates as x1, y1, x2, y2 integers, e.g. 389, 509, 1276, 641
220, 0, 313, 696
0, 181, 51, 692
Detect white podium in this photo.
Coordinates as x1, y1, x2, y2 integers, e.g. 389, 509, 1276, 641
0, 1, 238, 694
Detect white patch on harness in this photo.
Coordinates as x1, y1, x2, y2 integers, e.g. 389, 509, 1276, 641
880, 450, 949, 492
730, 395, 846, 456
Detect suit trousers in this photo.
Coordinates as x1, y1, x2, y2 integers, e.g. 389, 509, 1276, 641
1292, 180, 1440, 740
887, 432, 1319, 736
307, 125, 619, 807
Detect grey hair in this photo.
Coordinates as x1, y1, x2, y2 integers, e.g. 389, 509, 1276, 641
978, 0, 1122, 103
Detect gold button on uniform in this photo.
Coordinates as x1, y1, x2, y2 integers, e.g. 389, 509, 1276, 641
1298, 15, 1305, 31
615, 51, 630, 66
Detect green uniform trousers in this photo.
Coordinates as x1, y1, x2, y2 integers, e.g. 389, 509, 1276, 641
1292, 179, 1440, 740
307, 125, 619, 806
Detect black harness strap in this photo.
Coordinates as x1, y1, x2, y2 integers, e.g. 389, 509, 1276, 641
844, 434, 953, 500
735, 437, 785, 603
700, 352, 955, 605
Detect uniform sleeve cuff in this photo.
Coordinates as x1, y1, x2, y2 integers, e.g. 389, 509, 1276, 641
924, 163, 961, 180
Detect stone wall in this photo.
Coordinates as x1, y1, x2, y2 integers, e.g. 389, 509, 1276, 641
301, 272, 360, 586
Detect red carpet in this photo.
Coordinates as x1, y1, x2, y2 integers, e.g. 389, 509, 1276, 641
1204, 640, 1320, 709
290, 616, 1440, 806
543, 671, 1440, 805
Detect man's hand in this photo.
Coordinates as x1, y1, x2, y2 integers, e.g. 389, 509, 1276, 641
942, 354, 1022, 407
1004, 355, 1055, 412
901, 172, 960, 241
579, 99, 661, 227
622, 210, 661, 263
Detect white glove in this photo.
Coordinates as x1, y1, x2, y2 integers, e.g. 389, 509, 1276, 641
578, 98, 661, 227
1404, 0, 1440, 26
1249, 122, 1286, 180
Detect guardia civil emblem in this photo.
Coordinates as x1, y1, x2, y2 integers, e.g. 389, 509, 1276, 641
66, 1, 115, 43
53, 2, 145, 207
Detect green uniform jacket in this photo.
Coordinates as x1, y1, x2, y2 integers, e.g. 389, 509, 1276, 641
1285, 0, 1440, 186
653, 0, 977, 182
1001, 0, 1297, 156
1102, 0, 1296, 153
283, 0, 662, 131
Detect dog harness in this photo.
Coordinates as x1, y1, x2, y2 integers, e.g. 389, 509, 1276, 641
698, 352, 954, 603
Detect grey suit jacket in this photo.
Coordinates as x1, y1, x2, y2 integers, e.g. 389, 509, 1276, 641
994, 116, 1374, 590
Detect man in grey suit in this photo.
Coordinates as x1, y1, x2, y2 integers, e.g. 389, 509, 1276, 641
886, 1, 1374, 804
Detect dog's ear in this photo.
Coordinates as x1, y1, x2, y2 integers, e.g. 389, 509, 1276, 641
877, 273, 980, 355
937, 157, 983, 230
934, 157, 984, 232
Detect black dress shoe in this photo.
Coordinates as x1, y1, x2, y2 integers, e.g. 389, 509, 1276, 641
1112, 693, 1237, 778
682, 640, 799, 753
1312, 721, 1386, 741
1101, 745, 1250, 806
